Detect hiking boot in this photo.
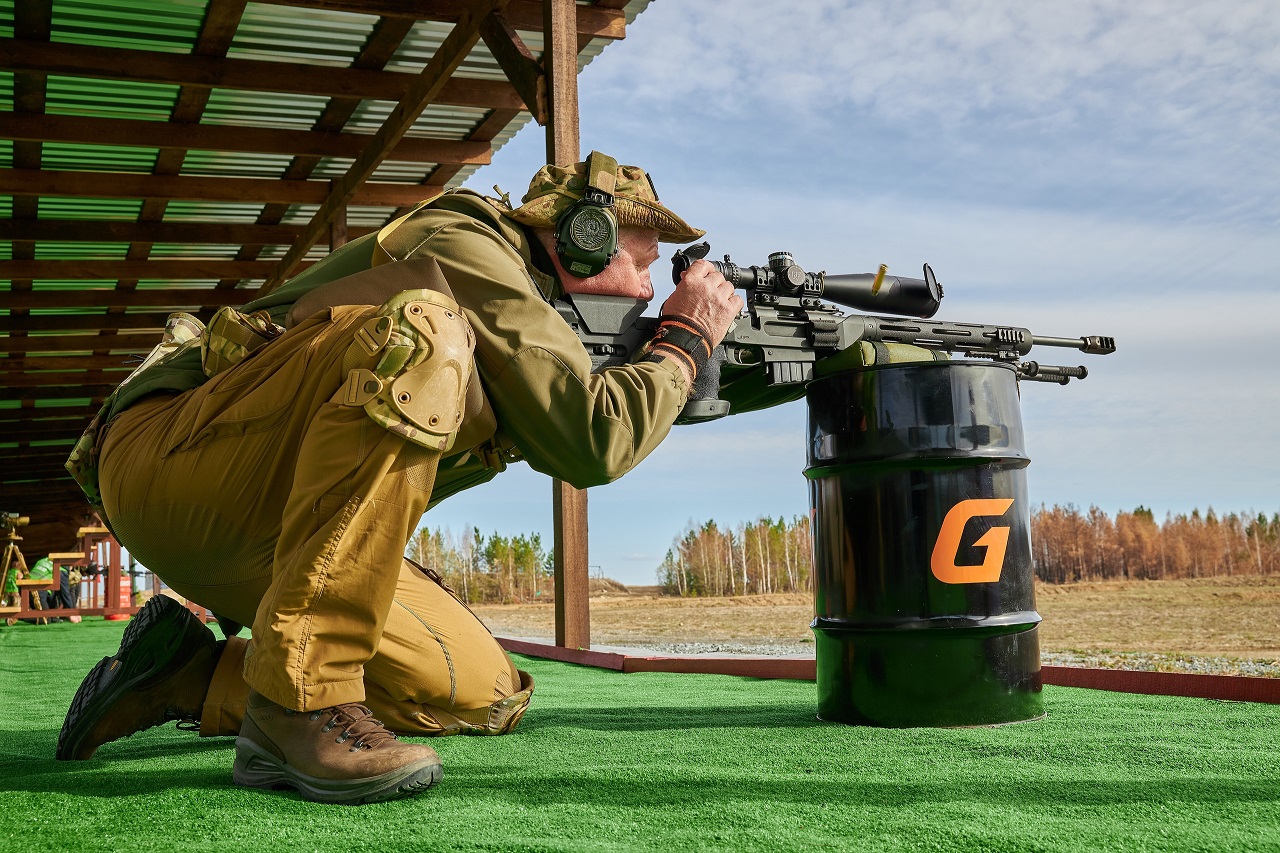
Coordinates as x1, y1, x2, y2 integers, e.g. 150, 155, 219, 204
57, 594, 219, 760
233, 690, 442, 805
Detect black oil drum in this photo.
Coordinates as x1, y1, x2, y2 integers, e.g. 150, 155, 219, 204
805, 360, 1043, 727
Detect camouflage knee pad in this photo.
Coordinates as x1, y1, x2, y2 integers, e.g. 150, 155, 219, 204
341, 289, 475, 452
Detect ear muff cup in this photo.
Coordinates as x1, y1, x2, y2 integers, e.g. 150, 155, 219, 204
555, 201, 618, 277
553, 151, 620, 278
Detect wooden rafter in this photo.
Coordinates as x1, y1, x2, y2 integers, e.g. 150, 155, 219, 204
0, 425, 91, 445
0, 385, 117, 403
8, 0, 54, 362
1, 315, 192, 334
1, 334, 161, 354
0, 371, 133, 389
221, 17, 417, 293
3, 354, 160, 372
0, 220, 377, 245
113, 0, 251, 348
415, 107, 523, 197
0, 169, 440, 207
0, 407, 100, 425
0, 113, 496, 165
1, 440, 81, 461
247, 0, 624, 38
1, 38, 525, 109
263, 0, 514, 291
1, 0, 634, 564
0, 262, 311, 284
0, 451, 78, 469
481, 10, 548, 124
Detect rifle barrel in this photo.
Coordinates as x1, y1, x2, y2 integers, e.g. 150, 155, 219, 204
1031, 335, 1117, 354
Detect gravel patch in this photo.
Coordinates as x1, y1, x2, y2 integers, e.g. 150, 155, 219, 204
1041, 650, 1280, 678
589, 640, 1280, 679
631, 640, 815, 657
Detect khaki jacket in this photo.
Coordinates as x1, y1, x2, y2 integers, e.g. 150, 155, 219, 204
110, 190, 693, 508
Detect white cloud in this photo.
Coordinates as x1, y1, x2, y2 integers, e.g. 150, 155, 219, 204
604, 1, 1280, 130
586, 0, 1280, 225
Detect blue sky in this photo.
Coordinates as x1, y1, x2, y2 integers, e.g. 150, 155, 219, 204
430, 0, 1280, 585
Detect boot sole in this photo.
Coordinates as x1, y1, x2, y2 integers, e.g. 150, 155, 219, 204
56, 595, 212, 760
232, 738, 443, 805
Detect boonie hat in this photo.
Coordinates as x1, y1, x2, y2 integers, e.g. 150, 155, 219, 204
502, 156, 705, 243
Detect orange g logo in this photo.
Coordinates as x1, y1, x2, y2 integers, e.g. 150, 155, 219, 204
930, 498, 1015, 584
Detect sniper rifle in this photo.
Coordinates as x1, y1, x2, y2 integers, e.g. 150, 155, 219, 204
555, 242, 1117, 423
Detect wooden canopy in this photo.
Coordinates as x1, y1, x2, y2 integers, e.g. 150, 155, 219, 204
1, 0, 635, 589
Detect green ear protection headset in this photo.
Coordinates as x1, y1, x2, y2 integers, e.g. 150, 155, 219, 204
555, 151, 619, 277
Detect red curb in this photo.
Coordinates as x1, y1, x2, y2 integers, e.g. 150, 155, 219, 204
1040, 665, 1280, 704
498, 638, 1280, 704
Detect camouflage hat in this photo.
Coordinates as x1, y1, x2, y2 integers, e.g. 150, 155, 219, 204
502, 155, 705, 243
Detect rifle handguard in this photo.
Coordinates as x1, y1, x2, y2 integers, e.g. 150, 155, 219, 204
642, 315, 714, 383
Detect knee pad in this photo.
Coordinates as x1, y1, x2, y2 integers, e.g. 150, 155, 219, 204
341, 289, 475, 452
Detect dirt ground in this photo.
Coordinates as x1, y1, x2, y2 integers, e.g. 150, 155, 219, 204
473, 576, 1280, 676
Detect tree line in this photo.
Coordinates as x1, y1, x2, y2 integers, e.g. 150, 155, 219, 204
656, 517, 814, 597
406, 526, 552, 604
1033, 505, 1279, 583
656, 506, 1280, 596
406, 505, 1280, 603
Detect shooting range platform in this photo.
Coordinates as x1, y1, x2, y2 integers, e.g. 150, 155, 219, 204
3, 618, 1278, 852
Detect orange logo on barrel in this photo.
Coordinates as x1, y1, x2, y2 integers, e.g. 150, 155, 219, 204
930, 498, 1015, 584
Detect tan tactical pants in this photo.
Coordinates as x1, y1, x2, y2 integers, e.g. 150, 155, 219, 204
98, 305, 531, 736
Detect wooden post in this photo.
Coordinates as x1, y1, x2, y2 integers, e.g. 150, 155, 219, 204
544, 0, 580, 166
329, 196, 347, 251
553, 481, 589, 648
545, 0, 589, 649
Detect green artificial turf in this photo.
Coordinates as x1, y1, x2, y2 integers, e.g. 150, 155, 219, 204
2, 619, 1279, 853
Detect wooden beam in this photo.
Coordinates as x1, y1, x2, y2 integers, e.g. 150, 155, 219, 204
3, 354, 150, 372
0, 456, 82, 476
0, 468, 75, 486
330, 202, 348, 252
0, 112, 495, 165
1, 38, 525, 110
0, 479, 81, 495
0, 453, 76, 469
0, 450, 83, 470
481, 10, 547, 125
0, 168, 439, 208
1, 436, 81, 450
0, 371, 132, 389
0, 482, 83, 503
1, 334, 154, 354
0, 459, 80, 481
0, 219, 376, 245
0, 407, 99, 425
0, 385, 115, 402
256, 0, 625, 39
119, 0, 250, 302
0, 261, 302, 283
0, 423, 88, 442
1, 313, 197, 334
0, 446, 78, 460
263, 0, 513, 292
220, 18, 415, 286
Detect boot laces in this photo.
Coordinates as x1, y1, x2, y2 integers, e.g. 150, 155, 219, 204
164, 707, 200, 732
325, 703, 397, 750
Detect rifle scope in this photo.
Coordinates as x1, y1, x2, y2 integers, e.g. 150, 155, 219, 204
672, 242, 944, 319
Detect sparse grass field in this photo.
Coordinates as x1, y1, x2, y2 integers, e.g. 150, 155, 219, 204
473, 575, 1280, 677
